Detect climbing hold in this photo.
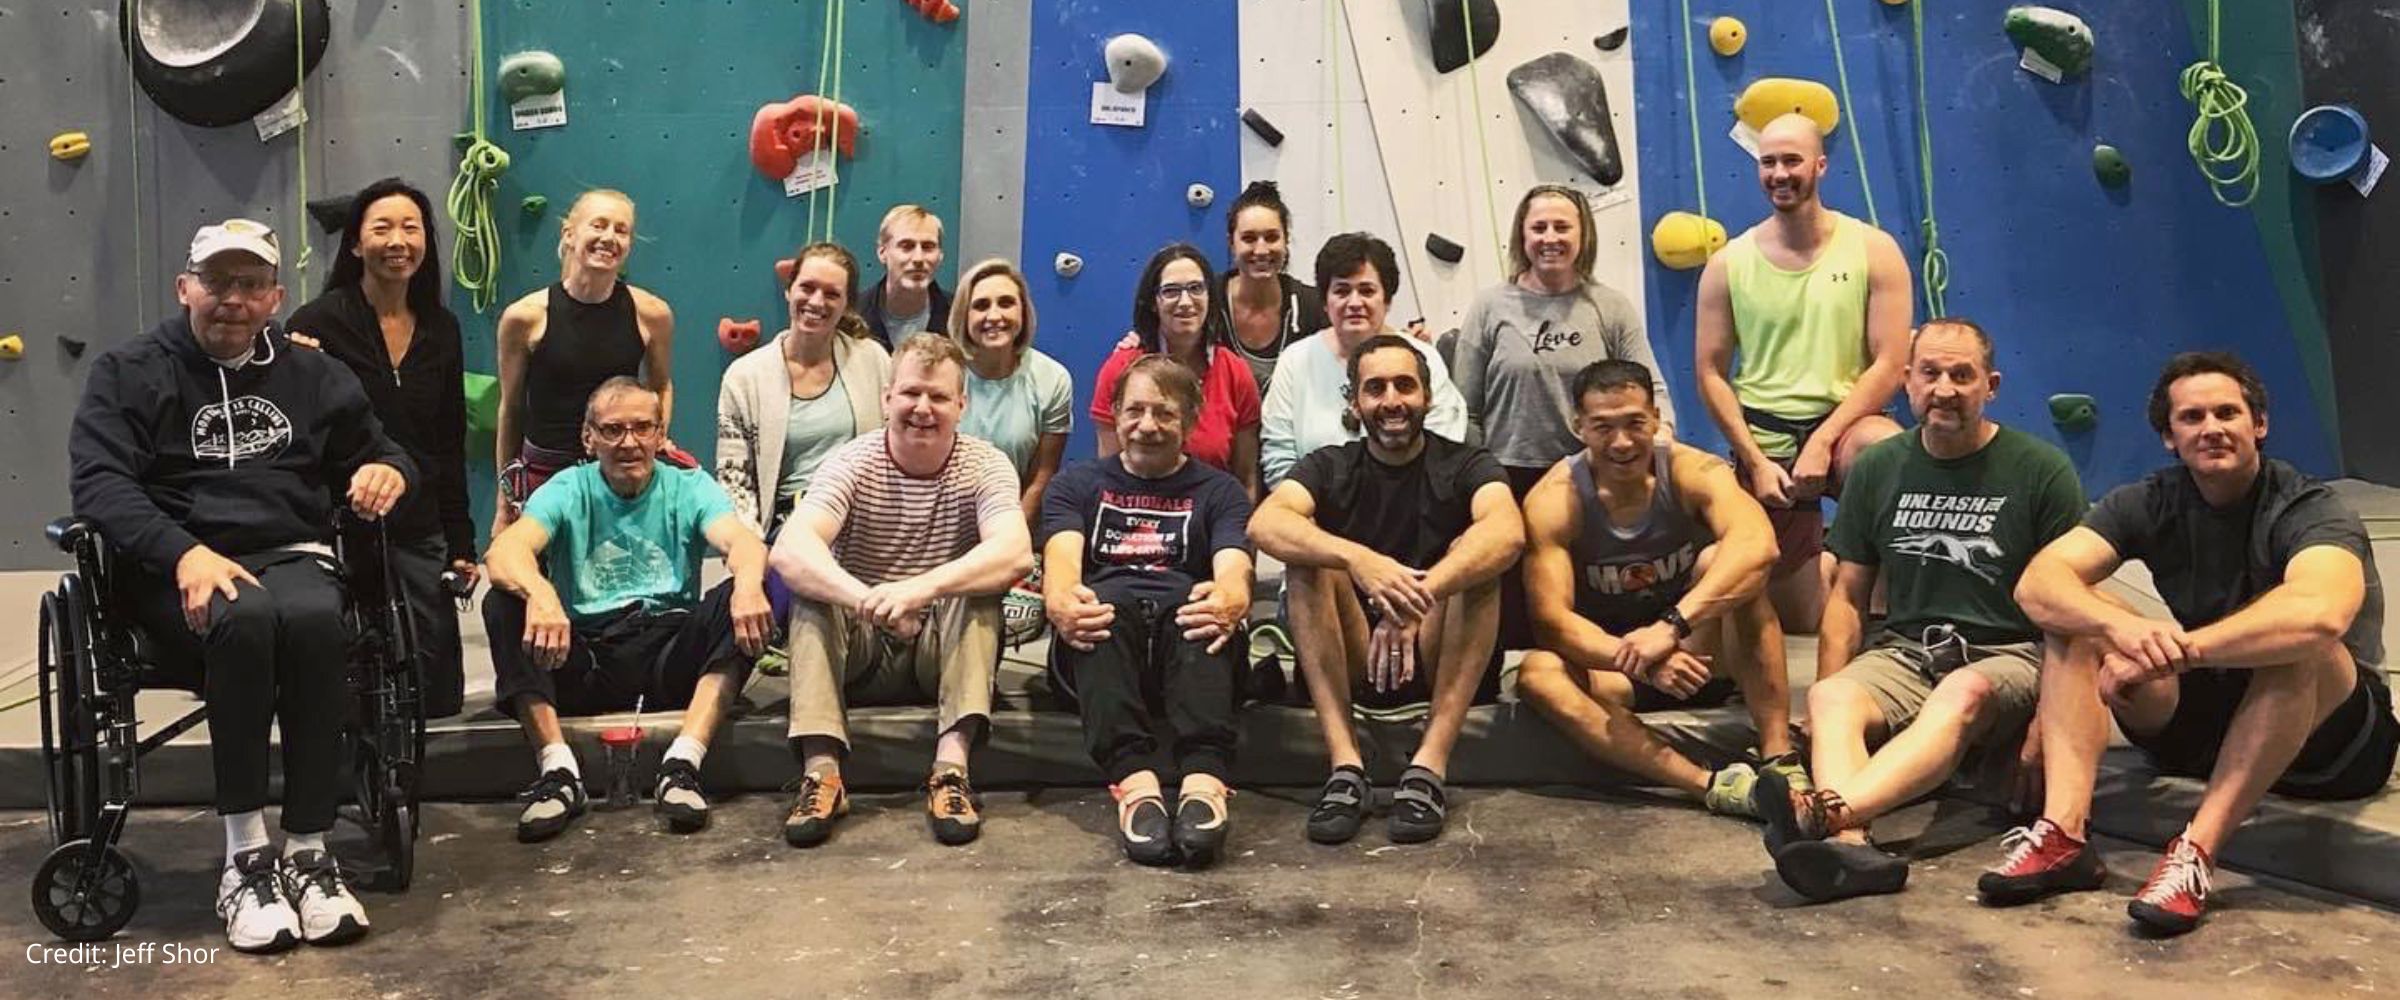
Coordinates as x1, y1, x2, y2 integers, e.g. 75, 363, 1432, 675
748, 95, 859, 182
1709, 17, 1747, 57
521, 195, 549, 216
1240, 108, 1284, 147
2003, 7, 2094, 80
2290, 104, 2372, 184
48, 131, 91, 162
898, 0, 959, 25
1649, 212, 1728, 271
1424, 233, 1466, 264
305, 195, 353, 235
0, 334, 24, 360
1506, 52, 1624, 186
58, 336, 87, 359
2092, 145, 2131, 188
463, 372, 501, 443
1104, 34, 1168, 93
122, 0, 331, 128
773, 257, 798, 288
718, 317, 763, 355
1186, 184, 1215, 209
1734, 78, 1840, 135
1428, 0, 1501, 74
2048, 393, 2098, 434
498, 51, 567, 106
1595, 27, 1629, 52
1054, 252, 1084, 278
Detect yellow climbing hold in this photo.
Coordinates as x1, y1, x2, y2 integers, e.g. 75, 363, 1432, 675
0, 334, 23, 360
48, 131, 91, 161
1736, 77, 1841, 135
1650, 212, 1727, 270
1710, 17, 1747, 57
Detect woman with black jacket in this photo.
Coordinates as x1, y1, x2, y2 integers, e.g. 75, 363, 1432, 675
287, 178, 475, 719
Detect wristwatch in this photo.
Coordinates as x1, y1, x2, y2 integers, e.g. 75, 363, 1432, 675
1659, 606, 1693, 639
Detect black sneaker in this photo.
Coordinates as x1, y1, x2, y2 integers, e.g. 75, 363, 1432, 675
1306, 766, 1370, 845
1388, 765, 1448, 845
1773, 839, 1910, 902
653, 758, 710, 833
1113, 788, 1176, 867
1173, 789, 1231, 868
515, 767, 589, 843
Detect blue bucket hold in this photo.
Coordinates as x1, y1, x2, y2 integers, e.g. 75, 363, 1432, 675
2290, 104, 2371, 184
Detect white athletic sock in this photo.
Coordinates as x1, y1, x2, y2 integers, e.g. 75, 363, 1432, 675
283, 831, 327, 858
664, 735, 707, 769
224, 810, 270, 867
538, 741, 580, 778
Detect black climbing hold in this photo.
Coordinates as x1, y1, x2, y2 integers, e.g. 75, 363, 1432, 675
1425, 233, 1465, 264
1241, 108, 1285, 147
306, 195, 354, 235
1596, 27, 1628, 52
1428, 0, 1501, 74
58, 336, 87, 359
1507, 52, 1624, 187
122, 0, 333, 128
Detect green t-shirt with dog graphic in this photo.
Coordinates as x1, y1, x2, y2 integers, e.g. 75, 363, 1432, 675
1828, 425, 2084, 645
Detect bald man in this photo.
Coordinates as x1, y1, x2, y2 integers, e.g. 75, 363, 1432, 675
1694, 113, 1911, 633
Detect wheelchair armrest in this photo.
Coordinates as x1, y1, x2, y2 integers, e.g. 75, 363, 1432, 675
45, 516, 96, 554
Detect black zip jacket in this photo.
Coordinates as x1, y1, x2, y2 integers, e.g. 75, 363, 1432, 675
858, 275, 952, 351
68, 315, 417, 575
287, 286, 474, 562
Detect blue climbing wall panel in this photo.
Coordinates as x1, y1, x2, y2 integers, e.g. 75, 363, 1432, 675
1632, 1, 2338, 487
469, 0, 968, 470
1020, 0, 1242, 459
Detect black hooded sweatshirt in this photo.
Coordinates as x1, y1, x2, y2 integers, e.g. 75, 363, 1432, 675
287, 285, 473, 562
69, 315, 416, 575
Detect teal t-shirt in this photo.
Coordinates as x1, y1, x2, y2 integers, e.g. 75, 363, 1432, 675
1828, 425, 2085, 644
962, 348, 1074, 480
776, 377, 854, 508
521, 461, 737, 623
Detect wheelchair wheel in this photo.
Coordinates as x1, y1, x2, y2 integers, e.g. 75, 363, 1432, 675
376, 799, 415, 892
30, 840, 139, 942
38, 586, 101, 848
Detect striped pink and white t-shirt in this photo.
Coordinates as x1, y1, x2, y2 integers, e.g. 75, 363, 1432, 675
796, 432, 1022, 585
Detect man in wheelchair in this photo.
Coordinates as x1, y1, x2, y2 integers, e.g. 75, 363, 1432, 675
67, 219, 415, 953
481, 377, 774, 842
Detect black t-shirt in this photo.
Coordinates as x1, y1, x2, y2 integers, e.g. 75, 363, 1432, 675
2084, 459, 2385, 670
1038, 456, 1254, 606
1288, 435, 1508, 569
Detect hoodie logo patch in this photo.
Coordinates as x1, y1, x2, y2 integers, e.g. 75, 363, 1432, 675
192, 397, 293, 462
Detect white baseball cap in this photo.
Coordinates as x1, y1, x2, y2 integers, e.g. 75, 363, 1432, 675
187, 218, 281, 269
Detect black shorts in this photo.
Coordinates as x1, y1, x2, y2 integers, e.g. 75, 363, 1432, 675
1345, 590, 1503, 711
1630, 675, 1739, 713
2127, 667, 2400, 801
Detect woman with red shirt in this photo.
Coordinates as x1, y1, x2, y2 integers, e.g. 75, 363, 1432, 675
1090, 243, 1263, 499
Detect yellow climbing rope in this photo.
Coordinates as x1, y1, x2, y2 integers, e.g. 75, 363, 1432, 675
1679, 0, 1708, 223
2180, 0, 2258, 207
289, 0, 312, 284
1457, 0, 1506, 275
804, 0, 849, 245
1823, 0, 1881, 229
447, 0, 508, 312
1910, 0, 1949, 317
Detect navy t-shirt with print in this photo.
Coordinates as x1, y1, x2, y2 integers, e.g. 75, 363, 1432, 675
1039, 456, 1254, 606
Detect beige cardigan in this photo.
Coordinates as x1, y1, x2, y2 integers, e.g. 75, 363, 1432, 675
714, 330, 892, 532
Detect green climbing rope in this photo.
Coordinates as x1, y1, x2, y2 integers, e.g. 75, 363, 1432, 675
1911, 0, 1949, 317
2180, 0, 2258, 208
1679, 0, 1708, 221
447, 0, 508, 312
1458, 0, 1506, 275
1823, 0, 1880, 229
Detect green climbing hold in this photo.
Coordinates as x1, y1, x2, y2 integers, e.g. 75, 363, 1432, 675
521, 195, 549, 216
464, 371, 501, 443
498, 51, 567, 105
2004, 6, 2094, 79
2092, 144, 2130, 187
2048, 393, 2098, 433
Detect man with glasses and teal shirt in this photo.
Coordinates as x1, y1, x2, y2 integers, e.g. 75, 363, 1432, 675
482, 377, 775, 843
1749, 319, 2084, 904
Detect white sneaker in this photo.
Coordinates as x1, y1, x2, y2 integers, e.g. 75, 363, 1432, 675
216, 848, 300, 954
281, 849, 371, 945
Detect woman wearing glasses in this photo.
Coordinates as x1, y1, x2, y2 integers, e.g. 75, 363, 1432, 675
1091, 243, 1263, 499
950, 258, 1073, 526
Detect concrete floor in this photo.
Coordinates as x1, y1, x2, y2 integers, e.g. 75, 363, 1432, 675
1, 790, 2387, 999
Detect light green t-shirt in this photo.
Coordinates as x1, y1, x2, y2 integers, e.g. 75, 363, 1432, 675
1723, 212, 1873, 457
520, 462, 736, 623
775, 377, 853, 508
962, 348, 1074, 480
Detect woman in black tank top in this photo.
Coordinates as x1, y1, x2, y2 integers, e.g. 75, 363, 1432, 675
491, 189, 680, 530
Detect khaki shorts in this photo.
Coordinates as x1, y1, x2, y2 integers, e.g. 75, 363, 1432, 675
1835, 630, 2039, 737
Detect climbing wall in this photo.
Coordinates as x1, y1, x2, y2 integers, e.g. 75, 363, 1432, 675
1336, 0, 1646, 337
2296, 0, 2400, 483
1018, 0, 1242, 459
0, 1, 469, 570
1631, 0, 2339, 489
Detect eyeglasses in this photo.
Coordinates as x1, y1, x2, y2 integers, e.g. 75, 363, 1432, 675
1154, 282, 1208, 303
189, 270, 276, 298
588, 420, 661, 445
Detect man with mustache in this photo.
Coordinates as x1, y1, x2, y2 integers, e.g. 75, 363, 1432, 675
1514, 359, 1800, 819
70, 219, 412, 952
1252, 335, 1524, 846
1753, 319, 2083, 904
1695, 113, 1911, 634
858, 204, 952, 350
772, 333, 1034, 848
1988, 352, 2395, 936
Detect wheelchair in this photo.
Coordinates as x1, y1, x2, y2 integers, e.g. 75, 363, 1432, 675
30, 510, 428, 941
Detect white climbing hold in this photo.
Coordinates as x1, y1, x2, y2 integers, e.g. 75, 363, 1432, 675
1186, 183, 1214, 208
1104, 34, 1168, 93
1054, 252, 1084, 278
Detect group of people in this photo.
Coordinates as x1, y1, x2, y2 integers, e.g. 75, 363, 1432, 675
64, 111, 2395, 956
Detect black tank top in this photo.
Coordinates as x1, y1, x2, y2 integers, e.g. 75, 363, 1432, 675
1569, 448, 1713, 632
524, 281, 645, 451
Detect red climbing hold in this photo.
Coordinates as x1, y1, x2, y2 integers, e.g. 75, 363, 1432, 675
749, 95, 859, 182
718, 317, 763, 354
901, 0, 960, 25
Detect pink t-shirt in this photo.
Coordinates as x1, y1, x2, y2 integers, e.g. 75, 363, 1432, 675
1088, 344, 1263, 474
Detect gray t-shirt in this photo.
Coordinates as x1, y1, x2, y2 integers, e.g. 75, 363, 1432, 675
1453, 281, 1673, 470
888, 305, 932, 343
